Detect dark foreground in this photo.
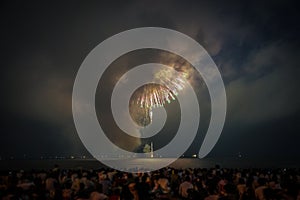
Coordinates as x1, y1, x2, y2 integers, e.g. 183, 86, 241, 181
0, 158, 299, 199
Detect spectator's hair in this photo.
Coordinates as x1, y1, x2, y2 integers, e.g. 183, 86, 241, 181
238, 178, 245, 184
257, 178, 266, 186
184, 176, 191, 182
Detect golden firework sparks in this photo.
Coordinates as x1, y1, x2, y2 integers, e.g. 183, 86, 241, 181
129, 66, 190, 127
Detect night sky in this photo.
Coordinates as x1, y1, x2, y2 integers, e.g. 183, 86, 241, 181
1, 0, 299, 161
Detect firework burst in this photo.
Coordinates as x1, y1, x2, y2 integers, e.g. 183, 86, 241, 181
129, 67, 188, 126
136, 68, 187, 109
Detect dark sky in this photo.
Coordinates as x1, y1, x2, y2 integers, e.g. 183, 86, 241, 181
1, 0, 299, 160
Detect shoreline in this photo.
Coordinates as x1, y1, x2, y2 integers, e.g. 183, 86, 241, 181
0, 157, 299, 171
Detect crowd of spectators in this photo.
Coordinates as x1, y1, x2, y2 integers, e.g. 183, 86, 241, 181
0, 165, 299, 200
